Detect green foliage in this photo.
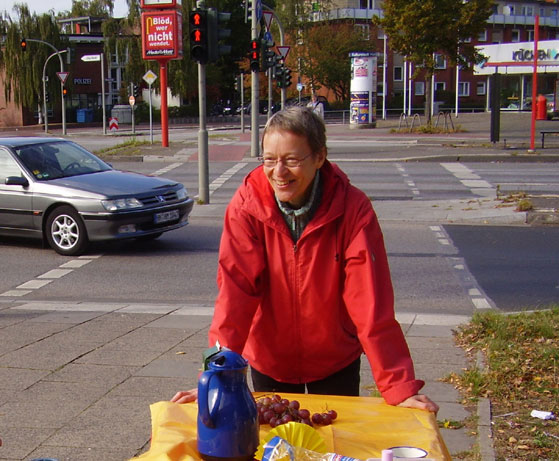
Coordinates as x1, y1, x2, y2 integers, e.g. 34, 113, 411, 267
1, 5, 68, 109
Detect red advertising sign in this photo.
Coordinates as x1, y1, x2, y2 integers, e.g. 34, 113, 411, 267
141, 10, 183, 60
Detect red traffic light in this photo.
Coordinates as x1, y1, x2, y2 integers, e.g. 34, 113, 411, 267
21, 38, 27, 51
192, 12, 201, 25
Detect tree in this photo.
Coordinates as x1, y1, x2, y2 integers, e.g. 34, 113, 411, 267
296, 22, 372, 102
375, 0, 494, 119
1, 4, 67, 119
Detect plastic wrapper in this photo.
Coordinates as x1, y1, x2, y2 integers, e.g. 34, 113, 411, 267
262, 436, 362, 461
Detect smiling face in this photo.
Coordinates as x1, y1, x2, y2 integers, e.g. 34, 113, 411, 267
261, 129, 326, 209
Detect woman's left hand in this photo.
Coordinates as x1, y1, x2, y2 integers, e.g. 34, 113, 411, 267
170, 389, 198, 404
398, 394, 439, 414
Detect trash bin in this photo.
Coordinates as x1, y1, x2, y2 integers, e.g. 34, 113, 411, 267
536, 94, 547, 120
76, 108, 94, 123
432, 101, 443, 114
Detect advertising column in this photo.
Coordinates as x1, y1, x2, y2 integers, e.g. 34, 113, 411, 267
349, 52, 377, 129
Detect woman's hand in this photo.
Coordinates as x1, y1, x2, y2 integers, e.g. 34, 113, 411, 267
170, 389, 198, 404
398, 394, 439, 414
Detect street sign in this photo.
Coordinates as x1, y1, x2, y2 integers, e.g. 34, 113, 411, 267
263, 31, 273, 42
277, 46, 290, 60
56, 72, 69, 85
143, 70, 158, 85
297, 83, 304, 92
109, 117, 119, 132
129, 95, 136, 106
81, 54, 101, 62
263, 10, 273, 31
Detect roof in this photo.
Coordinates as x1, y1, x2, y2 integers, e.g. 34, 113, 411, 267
0, 137, 65, 148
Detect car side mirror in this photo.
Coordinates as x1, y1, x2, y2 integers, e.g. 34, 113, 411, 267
5, 176, 29, 187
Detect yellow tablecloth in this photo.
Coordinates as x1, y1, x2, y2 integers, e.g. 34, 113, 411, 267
131, 393, 451, 461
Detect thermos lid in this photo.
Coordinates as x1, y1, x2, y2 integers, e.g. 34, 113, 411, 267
208, 350, 248, 370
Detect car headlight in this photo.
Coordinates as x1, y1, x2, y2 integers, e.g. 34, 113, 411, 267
102, 198, 143, 211
176, 187, 188, 200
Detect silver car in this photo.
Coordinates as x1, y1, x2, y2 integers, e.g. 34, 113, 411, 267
0, 137, 195, 256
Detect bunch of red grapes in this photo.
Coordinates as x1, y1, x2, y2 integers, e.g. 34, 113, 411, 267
256, 394, 338, 428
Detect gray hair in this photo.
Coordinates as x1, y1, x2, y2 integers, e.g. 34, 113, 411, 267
261, 106, 327, 157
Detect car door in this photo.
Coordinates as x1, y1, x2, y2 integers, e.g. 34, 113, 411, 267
0, 147, 33, 231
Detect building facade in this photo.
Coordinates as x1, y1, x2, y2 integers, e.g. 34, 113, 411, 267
313, 0, 559, 113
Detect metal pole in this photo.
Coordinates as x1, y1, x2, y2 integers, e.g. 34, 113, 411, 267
198, 62, 209, 203
382, 33, 387, 120
403, 59, 407, 115
241, 73, 245, 133
43, 73, 48, 133
455, 62, 459, 118
251, 0, 259, 157
530, 15, 539, 151
267, 69, 272, 120
130, 83, 135, 135
160, 61, 169, 147
101, 53, 107, 135
149, 83, 153, 144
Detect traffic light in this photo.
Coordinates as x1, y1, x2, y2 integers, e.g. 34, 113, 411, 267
21, 38, 27, 52
62, 88, 68, 96
45, 93, 50, 103
261, 40, 276, 71
133, 84, 140, 97
275, 65, 284, 89
208, 8, 231, 63
190, 9, 208, 64
66, 46, 75, 65
249, 39, 260, 72
283, 67, 292, 88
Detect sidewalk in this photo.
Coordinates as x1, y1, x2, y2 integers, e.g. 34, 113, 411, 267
0, 300, 479, 461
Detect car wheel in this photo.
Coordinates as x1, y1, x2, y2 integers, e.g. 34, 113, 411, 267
46, 206, 89, 256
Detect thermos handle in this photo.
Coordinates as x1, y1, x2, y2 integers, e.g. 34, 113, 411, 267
198, 370, 221, 428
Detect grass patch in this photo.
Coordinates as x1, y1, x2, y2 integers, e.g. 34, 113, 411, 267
94, 139, 151, 157
447, 308, 559, 460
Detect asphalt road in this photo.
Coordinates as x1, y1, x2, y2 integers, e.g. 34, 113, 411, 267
444, 225, 559, 311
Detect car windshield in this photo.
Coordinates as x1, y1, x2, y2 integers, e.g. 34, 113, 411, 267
15, 141, 112, 181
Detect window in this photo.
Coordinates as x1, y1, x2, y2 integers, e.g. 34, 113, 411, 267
553, 9, 559, 18
504, 5, 515, 15
394, 66, 403, 81
458, 82, 470, 97
377, 28, 385, 39
0, 149, 23, 182
477, 81, 487, 96
354, 24, 370, 40
512, 29, 520, 42
492, 30, 503, 44
435, 82, 446, 92
527, 30, 535, 41
521, 6, 533, 16
415, 81, 425, 96
434, 54, 447, 69
478, 30, 487, 42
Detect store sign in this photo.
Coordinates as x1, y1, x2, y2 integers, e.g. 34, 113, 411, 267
141, 10, 183, 60
475, 40, 559, 74
74, 78, 92, 85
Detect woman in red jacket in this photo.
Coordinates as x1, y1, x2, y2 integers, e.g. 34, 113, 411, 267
172, 106, 437, 412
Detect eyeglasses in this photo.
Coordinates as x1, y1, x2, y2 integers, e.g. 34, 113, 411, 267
258, 153, 313, 168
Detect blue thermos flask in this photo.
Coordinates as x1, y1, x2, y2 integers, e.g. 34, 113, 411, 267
197, 350, 259, 461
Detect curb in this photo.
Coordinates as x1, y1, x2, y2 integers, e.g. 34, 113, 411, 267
478, 398, 496, 461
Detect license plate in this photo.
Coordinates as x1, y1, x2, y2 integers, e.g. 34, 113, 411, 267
154, 209, 179, 224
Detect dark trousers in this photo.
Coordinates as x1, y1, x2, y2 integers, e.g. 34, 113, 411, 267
251, 356, 361, 396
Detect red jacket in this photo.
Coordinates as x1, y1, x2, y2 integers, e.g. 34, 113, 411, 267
209, 160, 424, 405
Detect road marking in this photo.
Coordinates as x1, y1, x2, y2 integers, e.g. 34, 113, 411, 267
152, 162, 183, 176
441, 163, 494, 195
208, 162, 247, 197
38, 269, 73, 279
16, 280, 52, 290
60, 260, 92, 269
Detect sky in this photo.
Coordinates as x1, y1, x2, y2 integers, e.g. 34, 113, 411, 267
7, 0, 129, 18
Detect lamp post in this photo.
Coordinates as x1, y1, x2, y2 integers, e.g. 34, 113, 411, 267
42, 50, 68, 134
27, 38, 67, 135
81, 54, 107, 135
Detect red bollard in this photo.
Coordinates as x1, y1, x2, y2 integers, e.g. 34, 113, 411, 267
536, 94, 547, 120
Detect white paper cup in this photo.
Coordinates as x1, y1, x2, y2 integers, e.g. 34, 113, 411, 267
388, 446, 428, 458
